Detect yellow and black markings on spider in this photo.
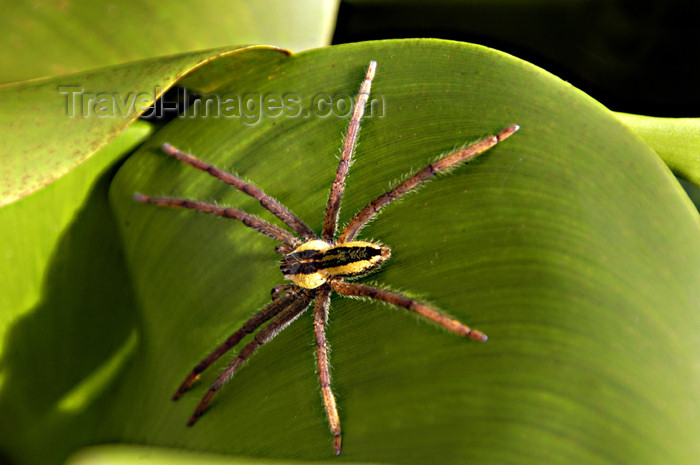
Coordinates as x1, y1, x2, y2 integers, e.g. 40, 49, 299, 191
281, 240, 391, 289
135, 58, 519, 456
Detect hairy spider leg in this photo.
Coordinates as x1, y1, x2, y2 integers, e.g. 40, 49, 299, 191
162, 143, 317, 241
187, 291, 314, 426
172, 291, 298, 400
136, 60, 519, 455
312, 286, 342, 455
275, 244, 296, 256
271, 283, 296, 300
339, 124, 520, 243
133, 194, 301, 248
330, 280, 488, 342
322, 61, 377, 242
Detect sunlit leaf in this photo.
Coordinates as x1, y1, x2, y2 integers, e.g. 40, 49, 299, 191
108, 40, 700, 464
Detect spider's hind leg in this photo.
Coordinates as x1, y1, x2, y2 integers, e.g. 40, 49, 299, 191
330, 280, 487, 341
338, 124, 519, 242
313, 286, 342, 455
322, 61, 377, 242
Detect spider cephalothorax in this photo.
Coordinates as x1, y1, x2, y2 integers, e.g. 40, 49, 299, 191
281, 240, 391, 289
135, 60, 518, 455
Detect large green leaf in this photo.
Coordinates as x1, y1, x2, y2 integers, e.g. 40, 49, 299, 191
0, 45, 288, 465
1, 39, 699, 465
106, 40, 698, 463
615, 113, 700, 186
0, 45, 292, 207
0, 120, 150, 465
0, 0, 338, 83
64, 444, 385, 465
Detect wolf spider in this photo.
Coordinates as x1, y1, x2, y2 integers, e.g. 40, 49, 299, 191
134, 60, 518, 455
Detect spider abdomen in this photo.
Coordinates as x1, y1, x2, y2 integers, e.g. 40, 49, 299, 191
281, 240, 390, 289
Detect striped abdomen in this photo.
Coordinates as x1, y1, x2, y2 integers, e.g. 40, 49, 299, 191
281, 240, 391, 289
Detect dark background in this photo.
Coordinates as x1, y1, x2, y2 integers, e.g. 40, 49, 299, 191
332, 0, 700, 117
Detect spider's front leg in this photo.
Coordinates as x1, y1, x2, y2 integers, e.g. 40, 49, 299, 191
133, 194, 301, 248
271, 284, 295, 301
172, 291, 297, 400
160, 143, 317, 241
187, 291, 313, 426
